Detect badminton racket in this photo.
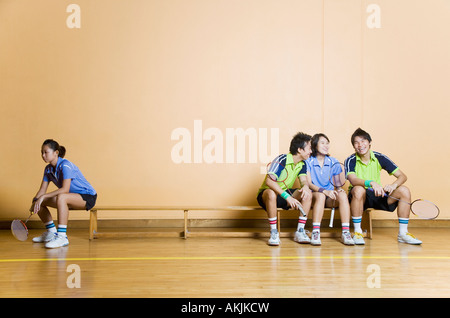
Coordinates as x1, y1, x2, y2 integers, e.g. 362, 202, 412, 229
11, 213, 33, 241
368, 188, 439, 219
328, 162, 347, 227
267, 158, 306, 216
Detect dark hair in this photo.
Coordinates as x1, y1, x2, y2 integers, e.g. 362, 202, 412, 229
42, 139, 66, 158
311, 133, 330, 157
289, 132, 312, 155
351, 128, 372, 145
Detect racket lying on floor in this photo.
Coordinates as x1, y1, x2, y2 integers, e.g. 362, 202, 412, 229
368, 188, 440, 219
11, 214, 33, 241
267, 158, 306, 216
329, 162, 347, 227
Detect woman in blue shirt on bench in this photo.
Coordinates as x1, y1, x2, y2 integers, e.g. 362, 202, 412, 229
306, 133, 354, 246
30, 139, 97, 249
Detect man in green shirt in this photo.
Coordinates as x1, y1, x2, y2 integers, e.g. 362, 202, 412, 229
257, 132, 312, 246
345, 128, 422, 245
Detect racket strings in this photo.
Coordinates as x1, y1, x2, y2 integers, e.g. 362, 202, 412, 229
11, 220, 28, 241
411, 200, 440, 219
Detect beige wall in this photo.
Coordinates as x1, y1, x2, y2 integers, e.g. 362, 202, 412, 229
1, 0, 448, 221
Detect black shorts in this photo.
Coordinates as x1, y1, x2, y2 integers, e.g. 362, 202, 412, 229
257, 189, 298, 211
348, 189, 397, 212
80, 193, 97, 211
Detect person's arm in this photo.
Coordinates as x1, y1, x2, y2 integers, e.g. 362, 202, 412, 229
30, 180, 49, 213
265, 176, 300, 209
347, 173, 384, 196
384, 169, 407, 194
33, 178, 71, 214
298, 175, 312, 200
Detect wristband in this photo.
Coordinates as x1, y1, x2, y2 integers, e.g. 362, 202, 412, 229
364, 180, 373, 188
318, 187, 325, 193
280, 190, 291, 200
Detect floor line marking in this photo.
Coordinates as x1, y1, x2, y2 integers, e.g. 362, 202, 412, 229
1, 255, 450, 263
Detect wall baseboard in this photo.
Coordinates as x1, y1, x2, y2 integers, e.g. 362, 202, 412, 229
1, 218, 449, 230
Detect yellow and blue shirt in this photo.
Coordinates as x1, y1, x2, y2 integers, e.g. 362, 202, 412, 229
43, 157, 96, 195
344, 150, 399, 190
258, 153, 307, 194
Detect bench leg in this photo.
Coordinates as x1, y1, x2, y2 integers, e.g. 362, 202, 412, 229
183, 210, 188, 239
89, 209, 97, 240
277, 210, 281, 233
361, 209, 373, 239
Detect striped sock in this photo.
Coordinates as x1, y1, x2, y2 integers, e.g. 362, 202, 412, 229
312, 222, 320, 233
398, 218, 409, 235
268, 217, 277, 231
297, 217, 307, 231
57, 224, 67, 237
45, 221, 57, 233
352, 216, 362, 233
342, 222, 350, 232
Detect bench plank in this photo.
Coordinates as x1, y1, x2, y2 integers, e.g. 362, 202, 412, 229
89, 206, 372, 240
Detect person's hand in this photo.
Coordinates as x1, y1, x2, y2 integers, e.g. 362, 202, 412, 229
299, 185, 312, 200
384, 183, 398, 195
371, 182, 385, 197
286, 196, 301, 210
33, 195, 46, 214
323, 189, 337, 200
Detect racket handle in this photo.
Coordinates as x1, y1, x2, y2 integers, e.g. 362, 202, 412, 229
24, 214, 33, 224
297, 203, 306, 217
329, 208, 335, 227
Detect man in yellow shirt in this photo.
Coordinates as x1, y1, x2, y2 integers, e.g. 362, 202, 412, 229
345, 128, 422, 245
257, 132, 312, 246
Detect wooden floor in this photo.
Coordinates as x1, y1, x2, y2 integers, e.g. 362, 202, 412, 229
1, 227, 450, 299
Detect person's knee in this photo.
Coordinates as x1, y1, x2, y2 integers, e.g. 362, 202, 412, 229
351, 186, 366, 201
56, 193, 70, 206
263, 189, 277, 203
304, 195, 312, 205
312, 192, 323, 205
395, 185, 411, 200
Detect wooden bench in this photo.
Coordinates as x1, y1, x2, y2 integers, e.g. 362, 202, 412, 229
89, 206, 373, 240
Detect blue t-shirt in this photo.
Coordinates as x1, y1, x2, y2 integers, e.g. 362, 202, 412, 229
305, 155, 341, 191
43, 157, 96, 195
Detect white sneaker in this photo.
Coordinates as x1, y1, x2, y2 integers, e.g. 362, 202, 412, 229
311, 231, 321, 246
341, 231, 355, 246
398, 232, 422, 245
32, 231, 55, 243
45, 233, 69, 249
268, 229, 280, 246
294, 229, 311, 244
352, 232, 365, 245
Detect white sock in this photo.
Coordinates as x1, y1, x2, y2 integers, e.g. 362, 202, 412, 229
398, 218, 409, 235
44, 221, 57, 233
342, 222, 350, 233
268, 217, 277, 231
312, 222, 320, 233
57, 224, 67, 237
352, 216, 362, 233
297, 217, 307, 231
